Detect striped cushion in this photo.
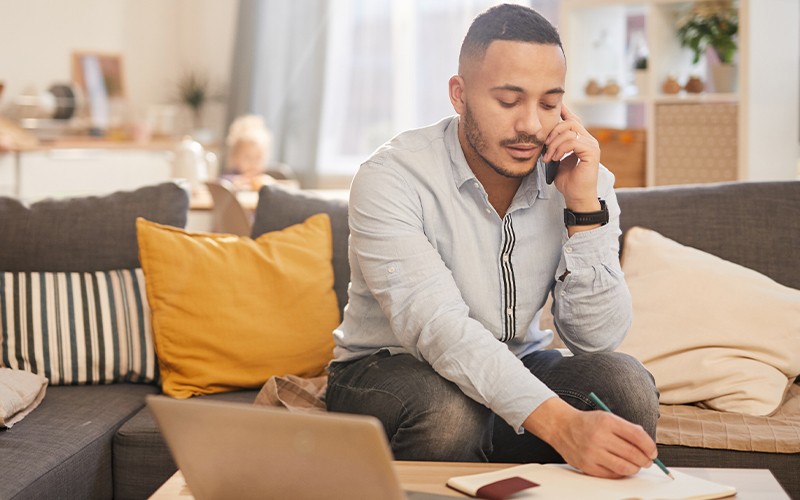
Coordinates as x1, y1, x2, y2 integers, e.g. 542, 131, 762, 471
0, 269, 157, 385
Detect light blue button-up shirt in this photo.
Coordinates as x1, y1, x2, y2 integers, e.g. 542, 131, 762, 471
333, 116, 632, 431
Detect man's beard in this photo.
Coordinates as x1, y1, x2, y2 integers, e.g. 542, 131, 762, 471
463, 105, 542, 179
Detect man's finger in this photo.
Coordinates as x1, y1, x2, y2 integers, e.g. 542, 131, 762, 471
561, 103, 574, 121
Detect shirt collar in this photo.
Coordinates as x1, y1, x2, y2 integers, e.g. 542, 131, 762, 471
444, 116, 475, 189
445, 115, 552, 205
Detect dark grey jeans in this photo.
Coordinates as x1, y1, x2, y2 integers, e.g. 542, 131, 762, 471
326, 349, 659, 463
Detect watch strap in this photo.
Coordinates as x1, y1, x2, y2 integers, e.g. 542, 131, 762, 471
564, 199, 609, 226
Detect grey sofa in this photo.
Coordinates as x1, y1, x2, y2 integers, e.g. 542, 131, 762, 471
1, 180, 796, 499
0, 183, 349, 499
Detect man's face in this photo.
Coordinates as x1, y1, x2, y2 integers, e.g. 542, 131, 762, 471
455, 41, 566, 178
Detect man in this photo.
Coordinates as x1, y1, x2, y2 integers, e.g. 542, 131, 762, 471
326, 4, 660, 479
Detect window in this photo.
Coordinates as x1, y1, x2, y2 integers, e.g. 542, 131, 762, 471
316, 0, 559, 181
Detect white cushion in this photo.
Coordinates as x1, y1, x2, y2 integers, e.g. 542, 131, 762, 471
617, 227, 800, 416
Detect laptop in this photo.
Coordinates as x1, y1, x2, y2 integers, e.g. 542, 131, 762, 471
147, 396, 454, 500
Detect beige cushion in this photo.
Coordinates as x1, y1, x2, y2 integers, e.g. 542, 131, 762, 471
617, 227, 800, 416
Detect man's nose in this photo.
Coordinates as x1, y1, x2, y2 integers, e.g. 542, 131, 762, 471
515, 107, 543, 137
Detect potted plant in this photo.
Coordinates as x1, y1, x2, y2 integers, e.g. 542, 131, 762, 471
676, 1, 738, 92
176, 71, 212, 134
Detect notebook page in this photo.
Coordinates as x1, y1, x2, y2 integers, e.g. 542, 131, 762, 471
446, 463, 736, 500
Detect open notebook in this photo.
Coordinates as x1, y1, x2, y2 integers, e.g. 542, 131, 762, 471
447, 463, 736, 500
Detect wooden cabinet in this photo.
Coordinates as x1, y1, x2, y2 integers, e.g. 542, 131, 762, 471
559, 0, 799, 186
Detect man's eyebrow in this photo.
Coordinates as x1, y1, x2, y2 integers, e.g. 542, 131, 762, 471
490, 85, 565, 95
491, 84, 526, 93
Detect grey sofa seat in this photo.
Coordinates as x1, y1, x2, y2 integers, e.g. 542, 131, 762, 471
0, 384, 158, 500
112, 390, 260, 499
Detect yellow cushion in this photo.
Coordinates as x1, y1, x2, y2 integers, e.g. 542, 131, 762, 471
136, 214, 338, 398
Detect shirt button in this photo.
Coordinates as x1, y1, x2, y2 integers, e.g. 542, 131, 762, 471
560, 291, 566, 296
502, 255, 509, 263
485, 208, 491, 214
506, 308, 513, 316
565, 247, 573, 253
387, 266, 396, 273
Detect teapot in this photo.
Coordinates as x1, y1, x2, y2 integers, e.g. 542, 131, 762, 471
171, 136, 217, 192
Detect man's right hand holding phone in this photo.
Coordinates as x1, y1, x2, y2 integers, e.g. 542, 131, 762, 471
542, 104, 605, 236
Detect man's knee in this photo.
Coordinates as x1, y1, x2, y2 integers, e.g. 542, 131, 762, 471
327, 353, 493, 461
592, 352, 659, 438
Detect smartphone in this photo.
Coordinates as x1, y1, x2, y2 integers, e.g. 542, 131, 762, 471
542, 144, 560, 185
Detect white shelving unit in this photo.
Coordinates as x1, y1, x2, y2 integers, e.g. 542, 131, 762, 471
559, 0, 799, 186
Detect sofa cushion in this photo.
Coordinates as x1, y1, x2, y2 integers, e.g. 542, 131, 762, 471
252, 185, 350, 318
0, 183, 187, 387
0, 367, 47, 428
136, 215, 338, 398
0, 182, 189, 272
1, 268, 158, 384
112, 390, 259, 500
656, 384, 800, 453
616, 181, 800, 290
0, 383, 158, 500
617, 227, 800, 416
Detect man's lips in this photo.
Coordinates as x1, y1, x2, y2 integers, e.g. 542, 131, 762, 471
505, 144, 540, 159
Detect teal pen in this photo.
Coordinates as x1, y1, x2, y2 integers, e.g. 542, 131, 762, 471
587, 392, 675, 480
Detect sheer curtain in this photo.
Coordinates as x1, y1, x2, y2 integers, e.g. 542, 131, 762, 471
316, 0, 501, 181
227, 0, 329, 187
315, 0, 560, 184
229, 0, 560, 187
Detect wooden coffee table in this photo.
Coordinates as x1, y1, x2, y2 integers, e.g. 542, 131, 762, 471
150, 461, 789, 499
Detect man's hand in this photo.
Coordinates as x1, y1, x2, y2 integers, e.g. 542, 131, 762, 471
542, 104, 602, 214
523, 397, 657, 479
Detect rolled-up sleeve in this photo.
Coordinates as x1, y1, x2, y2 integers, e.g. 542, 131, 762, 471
551, 174, 633, 354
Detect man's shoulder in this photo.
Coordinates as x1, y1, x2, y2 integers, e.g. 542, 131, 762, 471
367, 116, 456, 166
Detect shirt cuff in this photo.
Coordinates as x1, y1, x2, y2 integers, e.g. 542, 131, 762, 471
493, 379, 558, 434
558, 222, 619, 273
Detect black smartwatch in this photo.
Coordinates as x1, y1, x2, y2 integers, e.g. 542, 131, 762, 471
564, 199, 609, 227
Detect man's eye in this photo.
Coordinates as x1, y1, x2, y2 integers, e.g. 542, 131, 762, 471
499, 100, 517, 108
541, 103, 557, 110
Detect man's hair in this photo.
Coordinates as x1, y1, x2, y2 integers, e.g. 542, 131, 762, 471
459, 3, 562, 71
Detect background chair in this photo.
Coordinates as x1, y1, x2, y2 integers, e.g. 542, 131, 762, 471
205, 179, 253, 236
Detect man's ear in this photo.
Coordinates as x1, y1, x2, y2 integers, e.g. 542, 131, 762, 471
448, 75, 466, 115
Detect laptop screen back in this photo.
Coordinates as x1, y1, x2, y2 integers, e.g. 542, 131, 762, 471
147, 395, 407, 500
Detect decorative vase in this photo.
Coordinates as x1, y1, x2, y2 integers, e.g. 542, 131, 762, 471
710, 63, 737, 93
603, 79, 621, 96
662, 76, 681, 95
585, 79, 602, 96
684, 76, 705, 94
